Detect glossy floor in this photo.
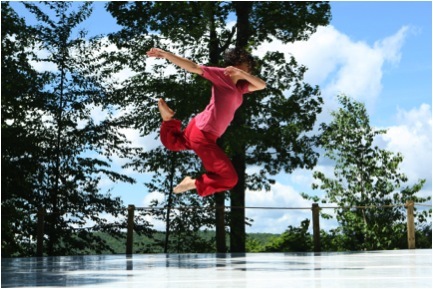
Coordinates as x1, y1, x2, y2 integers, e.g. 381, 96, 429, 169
1, 249, 431, 288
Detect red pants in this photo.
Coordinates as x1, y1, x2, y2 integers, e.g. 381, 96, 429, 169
160, 118, 238, 197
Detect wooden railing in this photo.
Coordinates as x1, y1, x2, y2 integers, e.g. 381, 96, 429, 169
122, 201, 421, 254
35, 201, 428, 256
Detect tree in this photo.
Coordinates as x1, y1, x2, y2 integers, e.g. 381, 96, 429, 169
2, 2, 146, 256
133, 147, 217, 253
303, 95, 431, 250
227, 2, 330, 252
107, 1, 331, 252
1, 1, 48, 257
264, 219, 313, 252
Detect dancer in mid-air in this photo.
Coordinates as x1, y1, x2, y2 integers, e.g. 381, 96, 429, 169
146, 47, 266, 197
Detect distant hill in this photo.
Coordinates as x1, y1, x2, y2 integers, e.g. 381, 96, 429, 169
91, 231, 279, 254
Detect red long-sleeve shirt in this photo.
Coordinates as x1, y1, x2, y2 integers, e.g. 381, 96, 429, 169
195, 66, 250, 137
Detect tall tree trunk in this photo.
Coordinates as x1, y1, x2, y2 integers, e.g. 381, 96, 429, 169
229, 150, 246, 252
206, 2, 227, 253
214, 193, 226, 253
229, 1, 253, 253
234, 2, 253, 48
49, 21, 68, 255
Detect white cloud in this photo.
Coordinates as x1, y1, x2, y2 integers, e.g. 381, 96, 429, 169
87, 37, 138, 85
245, 182, 337, 233
374, 25, 409, 64
28, 43, 58, 72
29, 36, 137, 86
118, 128, 159, 151
258, 104, 432, 235
380, 104, 432, 197
142, 191, 166, 206
248, 24, 425, 234
256, 25, 410, 114
141, 191, 167, 231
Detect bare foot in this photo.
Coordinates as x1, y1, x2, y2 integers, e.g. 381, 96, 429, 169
173, 176, 196, 194
158, 98, 175, 121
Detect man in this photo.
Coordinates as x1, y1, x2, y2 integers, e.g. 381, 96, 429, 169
146, 47, 266, 196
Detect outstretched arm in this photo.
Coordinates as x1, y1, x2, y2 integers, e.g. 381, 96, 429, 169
146, 48, 203, 75
224, 66, 267, 92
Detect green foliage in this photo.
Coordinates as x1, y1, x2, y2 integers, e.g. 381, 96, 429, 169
245, 233, 276, 252
4, 2, 429, 257
318, 228, 347, 252
74, 231, 278, 254
144, 196, 218, 253
29, 226, 431, 255
1, 2, 149, 257
245, 237, 264, 253
317, 224, 432, 252
1, 1, 46, 257
416, 224, 432, 249
303, 95, 431, 251
263, 219, 313, 252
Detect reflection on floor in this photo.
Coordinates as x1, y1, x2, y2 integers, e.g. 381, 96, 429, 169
2, 249, 431, 288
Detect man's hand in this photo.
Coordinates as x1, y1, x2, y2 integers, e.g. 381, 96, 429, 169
224, 66, 244, 77
146, 47, 202, 75
225, 66, 266, 92
146, 48, 166, 58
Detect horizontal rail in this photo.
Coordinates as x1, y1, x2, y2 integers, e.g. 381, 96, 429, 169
135, 203, 431, 211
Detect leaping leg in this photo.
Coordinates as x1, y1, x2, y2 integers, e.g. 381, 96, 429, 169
158, 98, 175, 121
173, 176, 196, 194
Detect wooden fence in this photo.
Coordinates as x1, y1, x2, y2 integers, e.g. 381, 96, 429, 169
36, 201, 422, 256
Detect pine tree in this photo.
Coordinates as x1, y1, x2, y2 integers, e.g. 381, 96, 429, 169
2, 2, 146, 256
1, 1, 48, 257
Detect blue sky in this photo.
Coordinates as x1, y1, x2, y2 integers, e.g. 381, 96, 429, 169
330, 1, 431, 125
9, 1, 432, 233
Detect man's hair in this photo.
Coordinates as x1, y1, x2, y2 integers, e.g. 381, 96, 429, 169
223, 47, 256, 72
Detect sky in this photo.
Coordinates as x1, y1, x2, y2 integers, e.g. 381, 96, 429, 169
9, 1, 432, 234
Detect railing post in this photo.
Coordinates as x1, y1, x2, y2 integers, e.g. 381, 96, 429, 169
36, 207, 45, 257
312, 203, 321, 252
126, 205, 135, 255
405, 200, 416, 249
